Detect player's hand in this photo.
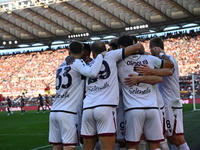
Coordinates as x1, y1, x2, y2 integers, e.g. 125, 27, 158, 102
85, 56, 93, 65
150, 47, 165, 57
136, 48, 145, 55
124, 74, 141, 87
65, 56, 75, 65
135, 64, 152, 75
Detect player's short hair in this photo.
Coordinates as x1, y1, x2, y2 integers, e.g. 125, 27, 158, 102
91, 41, 106, 54
109, 38, 118, 50
131, 36, 138, 44
83, 43, 91, 55
117, 35, 133, 47
150, 37, 164, 50
69, 41, 83, 54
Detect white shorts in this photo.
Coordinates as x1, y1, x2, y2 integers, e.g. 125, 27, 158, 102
81, 106, 117, 137
116, 100, 125, 141
159, 106, 167, 135
49, 112, 78, 146
125, 109, 164, 143
165, 106, 184, 136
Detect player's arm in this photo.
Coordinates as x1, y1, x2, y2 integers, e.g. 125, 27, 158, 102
123, 43, 145, 58
150, 47, 174, 68
78, 53, 104, 78
124, 74, 162, 87
136, 64, 173, 76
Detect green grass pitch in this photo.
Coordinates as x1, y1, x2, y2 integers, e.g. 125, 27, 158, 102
0, 104, 200, 150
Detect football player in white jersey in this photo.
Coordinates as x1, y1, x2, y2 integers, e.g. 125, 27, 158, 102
48, 41, 105, 150
81, 40, 145, 150
117, 35, 174, 150
147, 37, 190, 150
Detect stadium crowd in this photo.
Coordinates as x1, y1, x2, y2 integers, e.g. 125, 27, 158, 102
0, 29, 200, 101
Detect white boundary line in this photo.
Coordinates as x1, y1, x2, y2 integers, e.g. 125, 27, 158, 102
30, 145, 52, 150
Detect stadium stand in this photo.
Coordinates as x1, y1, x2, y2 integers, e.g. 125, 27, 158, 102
0, 30, 200, 101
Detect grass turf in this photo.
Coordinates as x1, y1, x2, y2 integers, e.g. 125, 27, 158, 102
0, 104, 200, 150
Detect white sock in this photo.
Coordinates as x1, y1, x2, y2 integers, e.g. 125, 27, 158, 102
138, 140, 146, 150
178, 142, 190, 150
155, 149, 161, 150
171, 144, 178, 150
160, 139, 170, 150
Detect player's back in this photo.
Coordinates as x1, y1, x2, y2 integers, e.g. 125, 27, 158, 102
52, 59, 85, 113
158, 54, 180, 106
118, 54, 162, 110
83, 49, 123, 109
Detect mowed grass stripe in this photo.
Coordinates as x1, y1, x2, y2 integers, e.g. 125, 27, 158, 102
0, 104, 200, 150
0, 110, 50, 150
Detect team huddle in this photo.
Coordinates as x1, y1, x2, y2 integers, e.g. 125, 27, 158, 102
48, 35, 190, 150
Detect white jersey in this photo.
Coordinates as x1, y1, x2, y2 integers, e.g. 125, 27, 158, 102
158, 54, 181, 107
51, 55, 103, 113
118, 54, 163, 110
83, 49, 124, 109
156, 84, 165, 108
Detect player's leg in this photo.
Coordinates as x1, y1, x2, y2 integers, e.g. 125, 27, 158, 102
148, 142, 161, 150
83, 137, 97, 150
125, 109, 145, 150
42, 104, 46, 112
144, 109, 164, 150
138, 134, 147, 150
37, 105, 40, 113
94, 106, 117, 150
49, 112, 63, 150
81, 108, 97, 150
165, 106, 190, 150
7, 106, 10, 115
159, 107, 170, 150
49, 112, 78, 150
53, 144, 63, 150
99, 135, 116, 150
115, 99, 126, 150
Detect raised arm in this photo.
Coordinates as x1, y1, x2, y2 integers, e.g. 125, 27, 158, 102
78, 54, 104, 78
124, 43, 145, 58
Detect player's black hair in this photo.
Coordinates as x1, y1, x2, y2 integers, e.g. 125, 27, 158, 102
69, 41, 83, 54
91, 41, 106, 54
131, 36, 138, 44
83, 43, 91, 55
109, 39, 118, 50
117, 35, 133, 48
150, 37, 164, 50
